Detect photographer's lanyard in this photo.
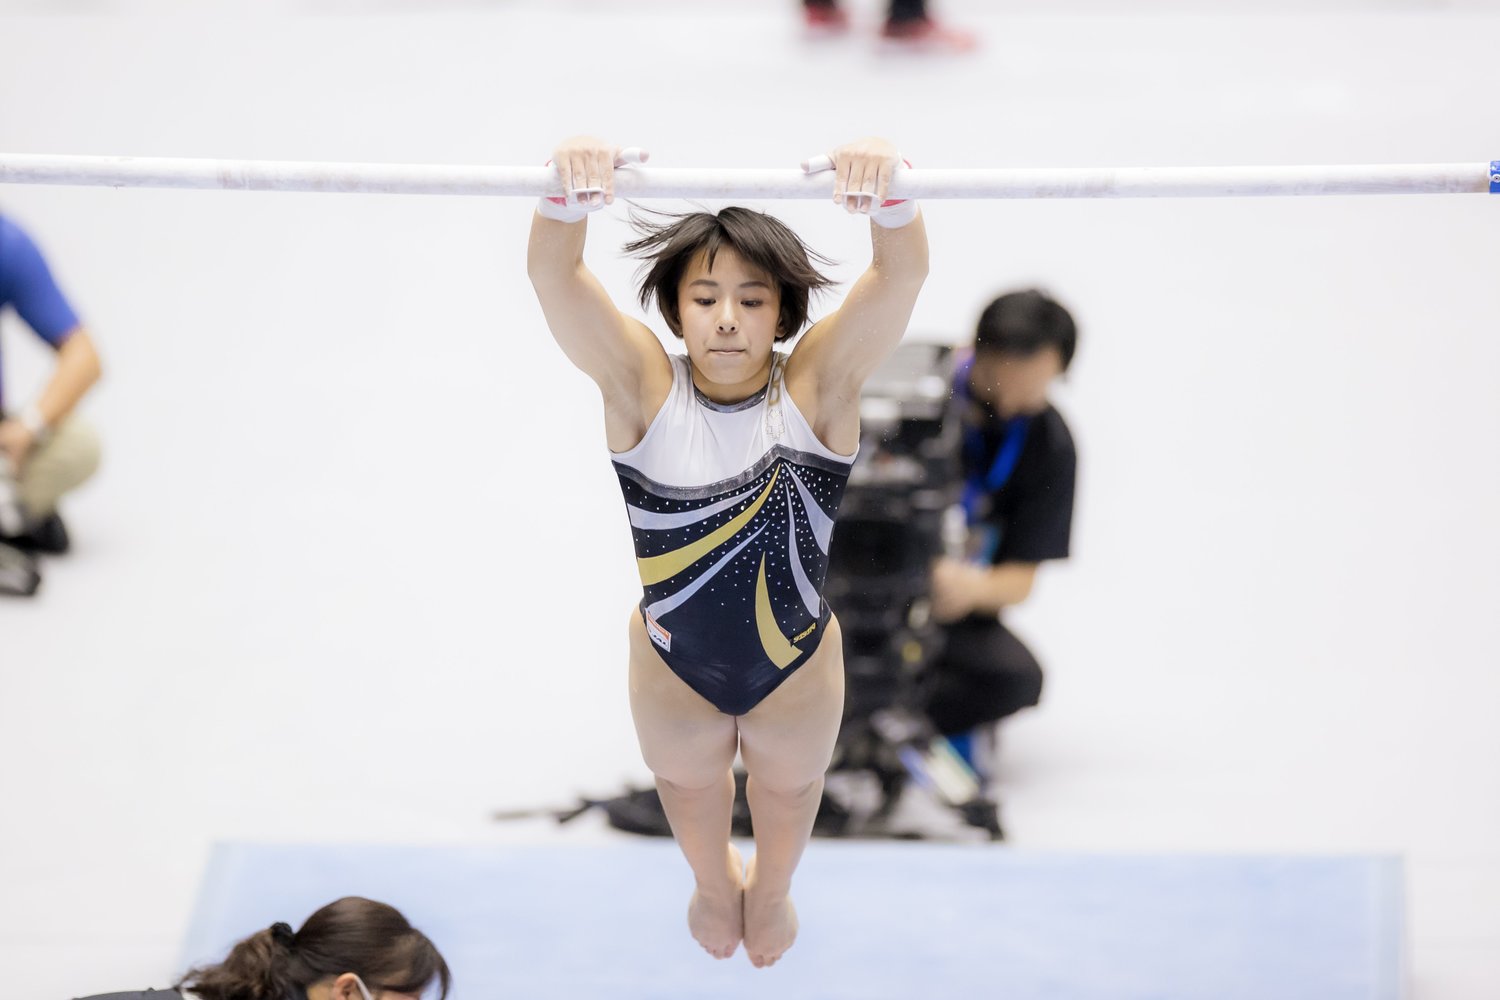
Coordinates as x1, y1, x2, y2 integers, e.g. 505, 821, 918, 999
960, 417, 1030, 524
954, 353, 1032, 525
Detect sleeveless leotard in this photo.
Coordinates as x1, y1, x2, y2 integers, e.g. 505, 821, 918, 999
612, 351, 856, 715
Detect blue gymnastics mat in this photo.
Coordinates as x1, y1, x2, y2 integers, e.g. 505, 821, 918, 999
183, 841, 1405, 1000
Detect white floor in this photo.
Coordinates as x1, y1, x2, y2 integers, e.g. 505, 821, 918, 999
1, 3, 1496, 998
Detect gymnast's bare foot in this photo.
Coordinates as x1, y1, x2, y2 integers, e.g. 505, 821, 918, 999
742, 853, 798, 968
688, 843, 744, 959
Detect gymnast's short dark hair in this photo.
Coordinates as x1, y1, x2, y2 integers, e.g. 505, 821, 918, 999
624, 207, 836, 341
975, 289, 1079, 371
175, 896, 451, 1000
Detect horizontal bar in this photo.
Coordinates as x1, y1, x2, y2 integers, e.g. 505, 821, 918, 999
0, 153, 1495, 199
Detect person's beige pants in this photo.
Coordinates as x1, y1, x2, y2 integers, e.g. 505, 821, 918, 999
17, 416, 101, 518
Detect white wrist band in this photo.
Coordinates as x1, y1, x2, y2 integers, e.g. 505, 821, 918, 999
536, 196, 590, 223
869, 196, 919, 228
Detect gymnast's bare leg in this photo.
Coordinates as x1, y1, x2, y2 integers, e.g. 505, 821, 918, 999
736, 614, 845, 968
629, 613, 845, 967
628, 612, 745, 960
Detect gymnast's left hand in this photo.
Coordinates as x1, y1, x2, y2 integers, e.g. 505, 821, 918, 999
812, 137, 902, 214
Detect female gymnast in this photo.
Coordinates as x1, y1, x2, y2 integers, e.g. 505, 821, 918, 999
528, 136, 927, 968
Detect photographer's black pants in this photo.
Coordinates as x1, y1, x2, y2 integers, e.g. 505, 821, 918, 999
923, 615, 1044, 735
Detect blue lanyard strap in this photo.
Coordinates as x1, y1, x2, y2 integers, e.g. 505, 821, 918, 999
961, 417, 1030, 522
954, 354, 1031, 522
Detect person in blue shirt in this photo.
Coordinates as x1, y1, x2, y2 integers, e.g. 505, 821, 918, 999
925, 289, 1078, 751
0, 213, 103, 595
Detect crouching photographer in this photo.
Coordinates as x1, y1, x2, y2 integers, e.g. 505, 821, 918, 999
924, 289, 1078, 762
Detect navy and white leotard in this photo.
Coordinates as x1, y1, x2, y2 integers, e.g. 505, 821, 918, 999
612, 351, 856, 715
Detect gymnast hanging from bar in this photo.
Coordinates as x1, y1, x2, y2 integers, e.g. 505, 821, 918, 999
528, 137, 926, 968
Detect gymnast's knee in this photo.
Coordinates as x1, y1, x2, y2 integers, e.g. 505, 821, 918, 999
654, 769, 733, 798
744, 772, 823, 802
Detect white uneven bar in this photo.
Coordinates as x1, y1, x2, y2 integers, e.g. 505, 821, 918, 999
0, 153, 1494, 199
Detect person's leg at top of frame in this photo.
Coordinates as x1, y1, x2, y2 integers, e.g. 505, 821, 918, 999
881, 0, 978, 52
800, 0, 977, 52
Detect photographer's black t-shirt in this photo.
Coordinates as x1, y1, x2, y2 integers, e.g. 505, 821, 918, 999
962, 403, 1076, 566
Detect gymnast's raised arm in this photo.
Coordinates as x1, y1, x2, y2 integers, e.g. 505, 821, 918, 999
526, 136, 672, 451
784, 137, 929, 453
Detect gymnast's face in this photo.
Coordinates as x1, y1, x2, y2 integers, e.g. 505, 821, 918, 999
968, 347, 1065, 420
676, 247, 783, 402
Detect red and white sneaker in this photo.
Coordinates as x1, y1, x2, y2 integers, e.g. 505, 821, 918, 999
803, 3, 852, 38
879, 16, 978, 54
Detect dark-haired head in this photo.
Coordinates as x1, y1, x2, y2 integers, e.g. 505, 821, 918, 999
974, 289, 1078, 371
176, 897, 450, 1000
968, 289, 1079, 420
624, 206, 835, 344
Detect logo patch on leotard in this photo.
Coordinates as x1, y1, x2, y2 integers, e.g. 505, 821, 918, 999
644, 611, 672, 652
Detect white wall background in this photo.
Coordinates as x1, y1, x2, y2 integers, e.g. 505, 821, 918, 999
1, 2, 1496, 997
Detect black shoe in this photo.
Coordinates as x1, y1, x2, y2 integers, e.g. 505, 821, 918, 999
960, 797, 1005, 841
5, 511, 70, 554
0, 541, 41, 597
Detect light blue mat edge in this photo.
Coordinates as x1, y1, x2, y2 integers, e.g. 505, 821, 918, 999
180, 840, 1408, 999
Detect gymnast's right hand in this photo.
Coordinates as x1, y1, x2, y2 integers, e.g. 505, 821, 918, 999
540, 137, 649, 221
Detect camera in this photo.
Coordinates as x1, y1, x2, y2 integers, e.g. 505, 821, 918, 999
823, 342, 1003, 840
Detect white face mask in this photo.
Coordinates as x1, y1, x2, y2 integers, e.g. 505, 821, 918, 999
349, 971, 431, 1000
